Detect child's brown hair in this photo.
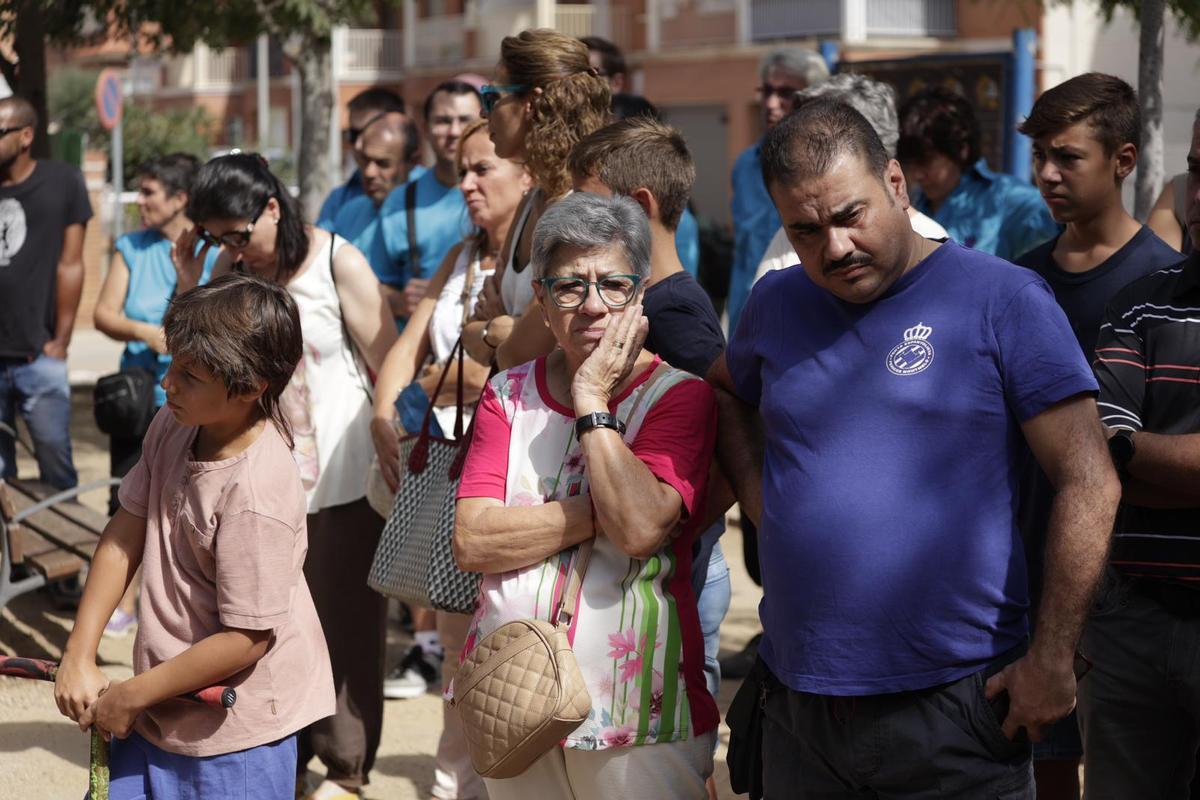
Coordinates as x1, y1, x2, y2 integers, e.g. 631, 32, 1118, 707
164, 273, 303, 444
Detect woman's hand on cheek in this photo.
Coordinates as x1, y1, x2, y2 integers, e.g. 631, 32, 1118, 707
172, 227, 212, 294
570, 303, 648, 409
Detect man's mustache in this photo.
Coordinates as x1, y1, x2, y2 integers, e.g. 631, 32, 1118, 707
824, 253, 873, 276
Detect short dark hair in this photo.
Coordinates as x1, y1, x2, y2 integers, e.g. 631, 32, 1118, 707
897, 86, 981, 169
567, 116, 695, 230
348, 87, 406, 117
188, 153, 309, 282
761, 97, 890, 190
164, 272, 303, 446
137, 152, 201, 198
1019, 72, 1140, 155
580, 36, 626, 79
611, 93, 659, 122
423, 80, 482, 121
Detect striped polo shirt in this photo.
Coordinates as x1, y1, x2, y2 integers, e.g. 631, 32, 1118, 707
1094, 250, 1199, 585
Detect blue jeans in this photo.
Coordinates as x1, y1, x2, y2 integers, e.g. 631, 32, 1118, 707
107, 731, 298, 800
0, 354, 77, 489
698, 540, 731, 701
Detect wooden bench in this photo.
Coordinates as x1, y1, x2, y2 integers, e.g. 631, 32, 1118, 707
0, 422, 116, 610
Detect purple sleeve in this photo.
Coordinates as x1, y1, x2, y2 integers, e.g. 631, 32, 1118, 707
724, 274, 771, 408
994, 279, 1098, 421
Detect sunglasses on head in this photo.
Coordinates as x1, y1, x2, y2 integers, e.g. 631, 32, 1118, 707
196, 202, 269, 250
479, 83, 530, 115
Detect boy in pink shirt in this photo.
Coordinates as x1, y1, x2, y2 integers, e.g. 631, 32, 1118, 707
56, 273, 334, 799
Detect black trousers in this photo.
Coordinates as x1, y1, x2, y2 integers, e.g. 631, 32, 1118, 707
760, 655, 1033, 799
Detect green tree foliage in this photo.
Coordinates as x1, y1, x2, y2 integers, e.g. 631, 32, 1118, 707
1095, 0, 1200, 38
48, 66, 213, 179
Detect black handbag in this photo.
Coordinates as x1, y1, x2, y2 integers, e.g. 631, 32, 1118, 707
93, 368, 157, 438
726, 655, 771, 799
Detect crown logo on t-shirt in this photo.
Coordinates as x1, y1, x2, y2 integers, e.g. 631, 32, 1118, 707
903, 322, 933, 342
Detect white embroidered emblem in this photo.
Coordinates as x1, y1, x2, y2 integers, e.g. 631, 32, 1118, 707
886, 321, 935, 376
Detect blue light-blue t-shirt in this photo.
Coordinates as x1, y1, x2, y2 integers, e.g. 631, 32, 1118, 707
914, 158, 1059, 261
378, 169, 468, 287
675, 207, 700, 277
728, 140, 781, 334
115, 229, 218, 407
331, 195, 391, 287
725, 241, 1097, 695
317, 165, 429, 231
316, 171, 364, 231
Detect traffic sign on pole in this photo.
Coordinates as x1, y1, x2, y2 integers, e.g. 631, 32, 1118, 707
95, 69, 123, 132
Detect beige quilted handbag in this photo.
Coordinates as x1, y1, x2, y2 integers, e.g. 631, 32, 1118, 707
450, 540, 594, 779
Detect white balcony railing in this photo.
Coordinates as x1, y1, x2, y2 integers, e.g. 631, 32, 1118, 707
341, 29, 405, 78
200, 46, 251, 87
866, 0, 955, 37
414, 14, 465, 67
750, 0, 954, 42
555, 4, 595, 39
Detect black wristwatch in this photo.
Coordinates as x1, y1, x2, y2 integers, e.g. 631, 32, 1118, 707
575, 412, 626, 440
1108, 429, 1136, 478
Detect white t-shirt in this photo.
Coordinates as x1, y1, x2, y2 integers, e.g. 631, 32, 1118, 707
752, 209, 949, 285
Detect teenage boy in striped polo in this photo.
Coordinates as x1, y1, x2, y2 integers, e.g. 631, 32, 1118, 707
1082, 114, 1200, 800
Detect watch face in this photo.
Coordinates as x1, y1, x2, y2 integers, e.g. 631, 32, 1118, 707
1109, 431, 1135, 465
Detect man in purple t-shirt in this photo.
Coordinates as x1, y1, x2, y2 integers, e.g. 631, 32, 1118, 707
708, 98, 1121, 798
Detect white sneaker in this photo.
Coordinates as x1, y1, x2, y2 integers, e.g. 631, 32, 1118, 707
383, 645, 441, 700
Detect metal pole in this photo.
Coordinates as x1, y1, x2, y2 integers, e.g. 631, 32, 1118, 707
1007, 27, 1036, 181
257, 34, 270, 150
111, 87, 124, 241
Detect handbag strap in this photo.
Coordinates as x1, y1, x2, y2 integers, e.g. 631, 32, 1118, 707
551, 359, 674, 628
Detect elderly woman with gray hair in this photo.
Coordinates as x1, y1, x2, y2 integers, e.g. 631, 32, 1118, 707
754, 72, 950, 281
453, 192, 719, 798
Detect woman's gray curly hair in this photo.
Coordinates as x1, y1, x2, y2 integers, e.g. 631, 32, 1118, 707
531, 192, 651, 281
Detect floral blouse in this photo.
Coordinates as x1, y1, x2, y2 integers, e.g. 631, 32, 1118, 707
456, 356, 720, 750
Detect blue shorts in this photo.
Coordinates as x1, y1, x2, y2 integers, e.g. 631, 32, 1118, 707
105, 731, 297, 800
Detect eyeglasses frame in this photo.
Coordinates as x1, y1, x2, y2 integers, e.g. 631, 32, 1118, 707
196, 202, 269, 250
538, 274, 643, 310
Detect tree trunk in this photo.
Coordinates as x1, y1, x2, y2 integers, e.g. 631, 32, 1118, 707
292, 37, 335, 222
1135, 0, 1166, 221
14, 0, 50, 158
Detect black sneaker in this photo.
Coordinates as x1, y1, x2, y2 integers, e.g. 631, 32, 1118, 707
383, 645, 442, 700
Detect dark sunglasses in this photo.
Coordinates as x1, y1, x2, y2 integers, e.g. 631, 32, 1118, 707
480, 83, 530, 115
196, 203, 268, 250
756, 83, 800, 101
0, 125, 30, 137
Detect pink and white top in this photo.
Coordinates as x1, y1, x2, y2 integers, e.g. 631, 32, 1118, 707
456, 356, 720, 751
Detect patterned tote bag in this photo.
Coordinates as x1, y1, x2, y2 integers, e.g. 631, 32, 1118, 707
367, 336, 482, 614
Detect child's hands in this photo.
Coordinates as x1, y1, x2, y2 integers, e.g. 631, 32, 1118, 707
54, 657, 110, 723
79, 679, 143, 740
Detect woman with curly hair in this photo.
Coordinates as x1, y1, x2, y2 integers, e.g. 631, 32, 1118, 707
462, 28, 611, 370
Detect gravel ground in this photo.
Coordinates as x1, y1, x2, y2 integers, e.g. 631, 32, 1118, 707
1, 388, 761, 798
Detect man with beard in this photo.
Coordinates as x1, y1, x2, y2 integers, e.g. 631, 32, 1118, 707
0, 95, 91, 492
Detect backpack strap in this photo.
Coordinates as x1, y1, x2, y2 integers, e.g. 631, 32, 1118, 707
406, 180, 420, 278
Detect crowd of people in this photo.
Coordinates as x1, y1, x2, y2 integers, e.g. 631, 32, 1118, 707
1, 24, 1198, 800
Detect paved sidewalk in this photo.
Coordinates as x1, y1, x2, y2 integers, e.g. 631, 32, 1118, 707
66, 329, 124, 388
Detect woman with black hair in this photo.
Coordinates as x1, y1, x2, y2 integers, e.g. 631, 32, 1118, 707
176, 153, 397, 800
94, 152, 218, 637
